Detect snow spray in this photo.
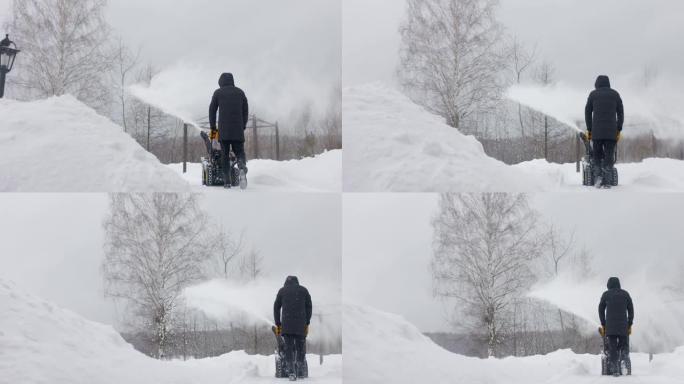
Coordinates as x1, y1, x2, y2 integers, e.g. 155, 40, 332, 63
182, 278, 341, 346
529, 270, 684, 353
128, 56, 336, 130
506, 76, 684, 138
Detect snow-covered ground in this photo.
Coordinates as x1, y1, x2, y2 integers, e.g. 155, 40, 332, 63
0, 96, 189, 192
343, 83, 684, 192
343, 304, 684, 384
0, 279, 341, 384
167, 150, 342, 192
0, 96, 341, 192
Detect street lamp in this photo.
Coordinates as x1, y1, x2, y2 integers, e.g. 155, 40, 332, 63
0, 34, 20, 99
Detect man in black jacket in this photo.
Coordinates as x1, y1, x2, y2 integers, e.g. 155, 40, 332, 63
209, 73, 249, 188
599, 277, 634, 376
274, 276, 312, 379
585, 75, 624, 186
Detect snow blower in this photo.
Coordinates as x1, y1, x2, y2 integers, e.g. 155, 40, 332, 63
579, 132, 619, 187
200, 131, 246, 189
272, 326, 309, 380
600, 327, 631, 376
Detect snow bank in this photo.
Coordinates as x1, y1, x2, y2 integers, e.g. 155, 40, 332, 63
343, 83, 545, 192
0, 279, 341, 383
343, 303, 684, 384
167, 150, 342, 192
0, 96, 188, 192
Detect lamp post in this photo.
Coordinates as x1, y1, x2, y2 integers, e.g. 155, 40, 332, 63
0, 34, 20, 99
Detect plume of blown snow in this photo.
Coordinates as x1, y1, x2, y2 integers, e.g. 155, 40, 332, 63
507, 75, 684, 138
182, 278, 341, 347
529, 268, 684, 353
128, 57, 337, 130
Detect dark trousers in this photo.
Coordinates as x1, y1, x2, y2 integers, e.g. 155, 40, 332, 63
593, 139, 616, 172
220, 140, 246, 182
283, 334, 306, 373
607, 335, 629, 372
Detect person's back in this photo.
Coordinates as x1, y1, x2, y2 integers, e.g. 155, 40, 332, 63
585, 75, 624, 186
209, 73, 249, 188
599, 277, 634, 376
274, 276, 312, 379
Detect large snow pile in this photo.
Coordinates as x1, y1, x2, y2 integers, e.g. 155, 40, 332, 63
168, 150, 342, 192
343, 304, 684, 384
0, 96, 188, 192
343, 83, 548, 192
344, 83, 684, 192
0, 279, 341, 384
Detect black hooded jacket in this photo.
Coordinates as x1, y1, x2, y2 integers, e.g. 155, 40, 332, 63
585, 75, 624, 141
274, 276, 312, 336
209, 73, 249, 142
599, 277, 634, 336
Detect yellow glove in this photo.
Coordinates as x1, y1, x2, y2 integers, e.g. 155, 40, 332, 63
305, 325, 309, 337
599, 326, 606, 337
210, 129, 219, 141
587, 131, 592, 141
628, 326, 632, 336
275, 325, 282, 336
617, 131, 622, 142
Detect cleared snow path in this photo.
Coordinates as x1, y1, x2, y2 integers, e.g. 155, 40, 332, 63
167, 150, 342, 192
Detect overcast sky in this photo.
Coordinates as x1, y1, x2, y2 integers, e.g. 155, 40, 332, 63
343, 0, 684, 88
0, 193, 341, 329
0, 0, 340, 125
344, 193, 684, 333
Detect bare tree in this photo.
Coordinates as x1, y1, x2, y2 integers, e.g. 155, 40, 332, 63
432, 193, 544, 357
215, 228, 246, 279
102, 194, 217, 359
6, 0, 113, 111
130, 64, 166, 149
238, 248, 264, 354
111, 38, 140, 132
508, 37, 536, 139
398, 0, 505, 130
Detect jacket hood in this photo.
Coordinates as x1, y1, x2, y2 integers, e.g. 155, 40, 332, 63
284, 276, 300, 287
607, 277, 621, 290
219, 73, 235, 87
595, 75, 611, 89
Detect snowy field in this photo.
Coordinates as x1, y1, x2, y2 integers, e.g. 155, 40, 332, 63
343, 304, 684, 384
167, 150, 342, 192
343, 83, 684, 192
0, 96, 189, 192
0, 279, 341, 384
0, 96, 340, 192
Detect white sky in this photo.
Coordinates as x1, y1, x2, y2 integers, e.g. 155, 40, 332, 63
0, 193, 341, 329
0, 0, 341, 124
343, 0, 684, 88
343, 193, 684, 332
